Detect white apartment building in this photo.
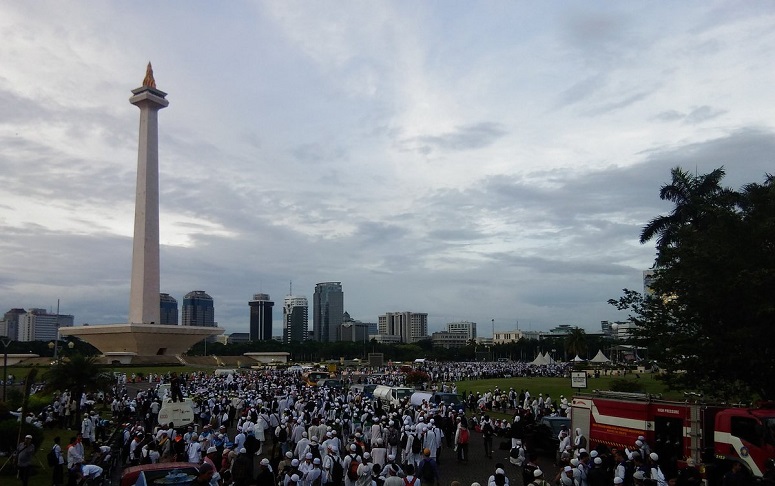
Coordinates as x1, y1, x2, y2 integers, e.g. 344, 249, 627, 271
18, 309, 74, 342
446, 321, 476, 340
493, 330, 523, 344
431, 331, 469, 348
378, 312, 428, 343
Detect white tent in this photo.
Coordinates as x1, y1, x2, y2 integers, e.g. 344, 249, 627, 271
590, 349, 611, 363
543, 351, 556, 364
572, 355, 586, 362
532, 353, 549, 365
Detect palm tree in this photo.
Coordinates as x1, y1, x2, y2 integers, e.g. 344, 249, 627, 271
564, 328, 588, 360
44, 354, 111, 417
640, 167, 732, 251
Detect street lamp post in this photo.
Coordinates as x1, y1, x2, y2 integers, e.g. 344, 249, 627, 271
1, 338, 11, 401
49, 339, 74, 361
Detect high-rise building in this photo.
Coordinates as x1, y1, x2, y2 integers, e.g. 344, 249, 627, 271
249, 293, 274, 341
18, 308, 74, 342
2, 308, 26, 340
378, 312, 428, 343
340, 322, 369, 342
431, 331, 468, 348
182, 291, 215, 327
340, 312, 370, 342
601, 320, 613, 338
159, 293, 178, 325
313, 282, 343, 342
446, 321, 477, 340
283, 296, 308, 343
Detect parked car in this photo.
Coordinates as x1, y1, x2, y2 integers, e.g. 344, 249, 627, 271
317, 378, 344, 389
121, 462, 200, 486
350, 383, 378, 397
524, 416, 570, 455
410, 391, 466, 411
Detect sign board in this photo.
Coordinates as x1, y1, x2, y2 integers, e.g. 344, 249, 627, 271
158, 398, 195, 427
368, 353, 384, 367
571, 371, 588, 389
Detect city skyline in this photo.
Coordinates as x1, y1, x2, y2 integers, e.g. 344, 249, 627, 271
1, 3, 774, 337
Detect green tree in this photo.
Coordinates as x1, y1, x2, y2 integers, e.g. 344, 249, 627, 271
611, 168, 775, 400
564, 327, 588, 360
44, 354, 112, 416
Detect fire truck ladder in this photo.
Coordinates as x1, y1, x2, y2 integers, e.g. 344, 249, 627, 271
688, 403, 702, 463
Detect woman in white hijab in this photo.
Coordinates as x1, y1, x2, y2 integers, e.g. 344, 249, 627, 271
573, 428, 587, 454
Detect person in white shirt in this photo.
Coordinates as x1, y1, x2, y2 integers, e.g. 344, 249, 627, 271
81, 413, 95, 445
78, 464, 103, 481
188, 437, 203, 464
371, 438, 387, 467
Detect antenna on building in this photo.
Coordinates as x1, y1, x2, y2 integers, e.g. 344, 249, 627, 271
492, 318, 495, 338
289, 280, 293, 296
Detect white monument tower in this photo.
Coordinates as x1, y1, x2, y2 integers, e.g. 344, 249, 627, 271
60, 64, 222, 361
128, 63, 167, 325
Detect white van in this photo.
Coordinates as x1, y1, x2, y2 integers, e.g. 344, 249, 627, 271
372, 385, 415, 407
410, 391, 466, 411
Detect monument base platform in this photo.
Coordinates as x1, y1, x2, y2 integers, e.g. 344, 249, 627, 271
60, 323, 223, 357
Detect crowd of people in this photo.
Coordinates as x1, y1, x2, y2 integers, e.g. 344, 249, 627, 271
31, 363, 573, 486
13, 362, 772, 486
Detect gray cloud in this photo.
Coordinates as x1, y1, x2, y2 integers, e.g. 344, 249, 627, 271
654, 105, 727, 124
397, 122, 507, 155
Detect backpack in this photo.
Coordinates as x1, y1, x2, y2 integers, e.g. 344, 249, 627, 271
458, 428, 469, 445
420, 459, 435, 483
47, 446, 58, 467
411, 435, 422, 454
400, 433, 409, 450
403, 478, 418, 486
331, 457, 345, 483
388, 428, 400, 446
347, 455, 360, 481
309, 444, 321, 460
312, 471, 323, 486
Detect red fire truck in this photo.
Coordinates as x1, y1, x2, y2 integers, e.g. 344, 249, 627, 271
571, 391, 775, 483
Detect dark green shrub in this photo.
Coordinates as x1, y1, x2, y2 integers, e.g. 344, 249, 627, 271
0, 418, 43, 454
609, 379, 643, 393
5, 388, 23, 410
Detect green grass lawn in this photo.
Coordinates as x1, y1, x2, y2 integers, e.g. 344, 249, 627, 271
0, 423, 96, 486
454, 373, 676, 402
453, 372, 677, 421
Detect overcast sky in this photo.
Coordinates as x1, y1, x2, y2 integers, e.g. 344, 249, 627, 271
1, 1, 774, 338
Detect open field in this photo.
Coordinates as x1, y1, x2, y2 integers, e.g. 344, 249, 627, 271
455, 372, 676, 400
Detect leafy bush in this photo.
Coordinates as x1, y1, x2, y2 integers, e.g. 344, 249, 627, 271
405, 370, 430, 385
28, 392, 55, 413
609, 379, 643, 393
5, 388, 23, 410
0, 418, 43, 454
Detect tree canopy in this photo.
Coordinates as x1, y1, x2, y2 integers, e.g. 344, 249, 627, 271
610, 167, 775, 400
564, 327, 588, 359
44, 354, 112, 413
